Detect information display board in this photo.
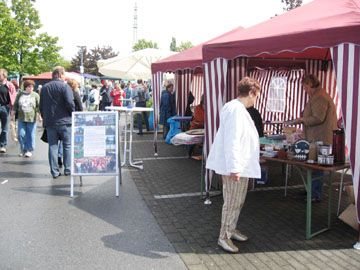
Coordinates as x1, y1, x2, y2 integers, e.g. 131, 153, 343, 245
71, 112, 119, 176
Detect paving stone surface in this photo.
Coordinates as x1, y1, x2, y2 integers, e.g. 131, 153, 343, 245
128, 133, 360, 270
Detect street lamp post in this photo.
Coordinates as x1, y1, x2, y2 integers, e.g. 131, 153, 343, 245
77, 45, 86, 74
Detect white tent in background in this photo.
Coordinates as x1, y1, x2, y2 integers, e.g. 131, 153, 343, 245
97, 48, 176, 80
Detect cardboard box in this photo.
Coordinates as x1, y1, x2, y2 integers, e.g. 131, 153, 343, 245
345, 185, 355, 204
338, 204, 359, 231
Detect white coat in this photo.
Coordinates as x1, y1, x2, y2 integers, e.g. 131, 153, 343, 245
206, 99, 261, 178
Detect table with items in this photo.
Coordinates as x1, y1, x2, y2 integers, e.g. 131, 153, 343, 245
260, 142, 350, 239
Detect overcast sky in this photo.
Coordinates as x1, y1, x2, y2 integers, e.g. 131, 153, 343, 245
34, 0, 313, 60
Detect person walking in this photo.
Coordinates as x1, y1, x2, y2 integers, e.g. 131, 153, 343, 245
40, 66, 75, 178
133, 79, 150, 135
67, 79, 83, 112
159, 83, 176, 139
206, 77, 261, 253
0, 68, 17, 153
88, 84, 100, 111
13, 80, 40, 157
56, 79, 83, 168
99, 80, 112, 111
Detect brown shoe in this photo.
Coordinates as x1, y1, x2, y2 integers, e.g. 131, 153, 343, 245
231, 230, 248, 242
218, 238, 239, 253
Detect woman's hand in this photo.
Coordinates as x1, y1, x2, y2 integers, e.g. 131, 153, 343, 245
230, 172, 241, 181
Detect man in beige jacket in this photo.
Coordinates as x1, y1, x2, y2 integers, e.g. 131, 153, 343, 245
291, 74, 337, 201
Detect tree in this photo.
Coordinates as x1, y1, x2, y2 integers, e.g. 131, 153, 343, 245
0, 1, 19, 72
69, 46, 118, 76
57, 57, 71, 71
169, 37, 193, 52
132, 39, 158, 51
170, 37, 177, 52
0, 0, 63, 75
176, 41, 193, 52
281, 0, 303, 11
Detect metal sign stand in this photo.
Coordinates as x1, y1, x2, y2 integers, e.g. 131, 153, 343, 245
70, 111, 121, 197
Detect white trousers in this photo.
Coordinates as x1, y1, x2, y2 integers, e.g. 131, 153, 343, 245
219, 175, 249, 239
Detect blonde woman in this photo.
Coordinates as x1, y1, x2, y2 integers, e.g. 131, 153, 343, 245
67, 79, 83, 112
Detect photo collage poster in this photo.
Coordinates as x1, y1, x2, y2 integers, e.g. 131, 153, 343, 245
71, 112, 118, 175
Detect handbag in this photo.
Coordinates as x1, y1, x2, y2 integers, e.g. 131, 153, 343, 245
41, 128, 48, 143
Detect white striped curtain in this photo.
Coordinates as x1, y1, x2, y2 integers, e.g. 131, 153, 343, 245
250, 69, 305, 133
152, 71, 163, 129
331, 43, 360, 223
204, 58, 247, 193
152, 70, 204, 123
175, 70, 194, 116
227, 58, 248, 101
190, 73, 204, 106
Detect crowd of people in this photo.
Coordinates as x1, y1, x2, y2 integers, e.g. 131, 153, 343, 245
0, 66, 157, 178
3, 65, 356, 251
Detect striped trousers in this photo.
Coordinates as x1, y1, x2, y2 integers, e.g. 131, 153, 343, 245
219, 175, 249, 239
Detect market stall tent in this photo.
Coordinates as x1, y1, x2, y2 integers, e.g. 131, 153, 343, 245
202, 0, 360, 222
97, 48, 175, 80
151, 26, 244, 137
23, 72, 82, 83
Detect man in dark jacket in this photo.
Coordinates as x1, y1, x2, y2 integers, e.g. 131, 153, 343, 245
159, 83, 176, 139
133, 79, 150, 135
40, 66, 75, 178
99, 80, 113, 111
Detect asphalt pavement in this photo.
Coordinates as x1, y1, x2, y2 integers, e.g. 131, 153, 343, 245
0, 127, 186, 270
1, 121, 360, 270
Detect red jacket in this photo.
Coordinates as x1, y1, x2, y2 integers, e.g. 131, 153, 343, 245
110, 89, 126, 106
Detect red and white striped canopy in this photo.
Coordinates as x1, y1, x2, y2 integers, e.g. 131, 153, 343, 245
151, 27, 245, 124
203, 0, 360, 222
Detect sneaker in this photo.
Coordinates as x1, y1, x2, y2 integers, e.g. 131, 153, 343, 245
0, 147, 6, 153
218, 238, 239, 253
24, 152, 32, 158
354, 242, 360, 250
19, 152, 24, 157
52, 172, 61, 179
231, 230, 248, 242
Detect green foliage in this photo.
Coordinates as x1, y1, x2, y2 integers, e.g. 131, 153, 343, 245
69, 46, 118, 76
176, 41, 193, 52
0, 0, 62, 75
57, 57, 71, 71
169, 37, 193, 52
132, 39, 158, 51
170, 37, 177, 52
281, 0, 303, 11
0, 1, 19, 71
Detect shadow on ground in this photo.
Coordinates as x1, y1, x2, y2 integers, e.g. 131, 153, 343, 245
126, 134, 360, 269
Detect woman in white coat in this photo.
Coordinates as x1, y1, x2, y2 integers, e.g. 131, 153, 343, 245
206, 77, 261, 253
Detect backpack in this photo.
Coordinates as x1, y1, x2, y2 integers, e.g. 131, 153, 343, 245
138, 90, 146, 102
89, 92, 95, 103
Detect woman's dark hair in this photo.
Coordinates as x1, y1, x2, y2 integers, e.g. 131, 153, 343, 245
166, 83, 173, 90
237, 77, 261, 97
23, 80, 35, 89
